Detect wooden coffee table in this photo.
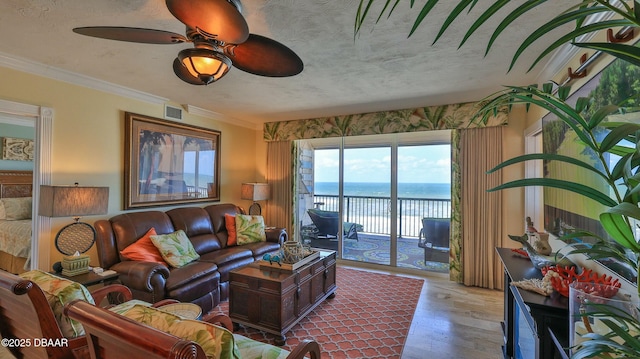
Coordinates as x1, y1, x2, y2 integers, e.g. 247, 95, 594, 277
229, 250, 337, 345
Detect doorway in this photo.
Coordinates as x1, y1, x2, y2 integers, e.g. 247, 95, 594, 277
0, 98, 53, 270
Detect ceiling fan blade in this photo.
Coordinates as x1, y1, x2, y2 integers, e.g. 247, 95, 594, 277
225, 34, 303, 77
172, 58, 205, 85
166, 0, 249, 44
73, 27, 188, 44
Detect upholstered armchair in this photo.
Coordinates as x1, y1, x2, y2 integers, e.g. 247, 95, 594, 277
0, 269, 135, 359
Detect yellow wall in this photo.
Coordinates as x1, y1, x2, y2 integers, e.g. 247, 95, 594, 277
0, 66, 261, 269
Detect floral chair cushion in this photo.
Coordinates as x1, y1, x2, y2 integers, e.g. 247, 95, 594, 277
119, 304, 241, 359
19, 269, 95, 338
235, 214, 267, 245
150, 230, 200, 268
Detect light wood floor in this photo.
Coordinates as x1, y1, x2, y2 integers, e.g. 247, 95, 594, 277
341, 263, 505, 359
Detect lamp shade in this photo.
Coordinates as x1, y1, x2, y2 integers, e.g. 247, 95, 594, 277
240, 183, 270, 201
39, 185, 109, 217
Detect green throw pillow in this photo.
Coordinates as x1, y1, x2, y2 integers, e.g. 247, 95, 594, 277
150, 230, 200, 268
19, 269, 95, 338
120, 304, 241, 359
235, 214, 266, 245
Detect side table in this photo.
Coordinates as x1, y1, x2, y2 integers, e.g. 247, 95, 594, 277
54, 270, 120, 287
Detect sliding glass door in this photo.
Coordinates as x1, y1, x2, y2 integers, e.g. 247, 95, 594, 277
302, 131, 451, 273
342, 142, 391, 266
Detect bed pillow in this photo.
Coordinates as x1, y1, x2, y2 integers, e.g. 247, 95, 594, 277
225, 213, 237, 246
150, 230, 200, 268
235, 214, 266, 245
0, 200, 5, 220
19, 269, 94, 338
120, 228, 167, 265
1, 197, 31, 220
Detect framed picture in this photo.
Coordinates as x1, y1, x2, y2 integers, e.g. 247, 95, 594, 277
2, 137, 34, 161
542, 50, 640, 283
124, 112, 221, 209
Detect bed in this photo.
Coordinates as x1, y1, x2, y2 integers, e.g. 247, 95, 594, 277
0, 170, 33, 274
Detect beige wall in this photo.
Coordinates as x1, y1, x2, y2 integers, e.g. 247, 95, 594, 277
0, 66, 261, 269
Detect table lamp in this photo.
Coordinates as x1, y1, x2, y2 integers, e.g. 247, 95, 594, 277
240, 183, 270, 215
39, 183, 109, 276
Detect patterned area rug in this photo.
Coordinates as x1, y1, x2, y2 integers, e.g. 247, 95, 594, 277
212, 267, 424, 358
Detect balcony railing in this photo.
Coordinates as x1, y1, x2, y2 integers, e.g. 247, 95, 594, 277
312, 194, 451, 238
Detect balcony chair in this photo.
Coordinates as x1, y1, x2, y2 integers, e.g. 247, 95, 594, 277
65, 300, 322, 359
307, 209, 359, 241
418, 218, 451, 263
0, 269, 134, 359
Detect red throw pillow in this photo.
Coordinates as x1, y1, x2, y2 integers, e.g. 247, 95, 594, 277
120, 227, 167, 265
225, 213, 237, 246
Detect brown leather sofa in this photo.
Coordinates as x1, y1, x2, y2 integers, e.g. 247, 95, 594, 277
94, 203, 286, 314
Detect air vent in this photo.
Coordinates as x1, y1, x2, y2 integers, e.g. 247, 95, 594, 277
164, 105, 183, 121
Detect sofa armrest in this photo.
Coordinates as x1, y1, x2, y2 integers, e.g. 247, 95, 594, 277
110, 261, 169, 298
265, 227, 287, 245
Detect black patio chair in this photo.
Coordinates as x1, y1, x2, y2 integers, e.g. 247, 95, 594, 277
307, 209, 359, 241
418, 218, 450, 262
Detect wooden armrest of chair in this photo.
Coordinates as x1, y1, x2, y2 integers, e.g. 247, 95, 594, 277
90, 284, 132, 306
201, 312, 233, 331
287, 339, 321, 359
67, 336, 90, 359
199, 313, 321, 359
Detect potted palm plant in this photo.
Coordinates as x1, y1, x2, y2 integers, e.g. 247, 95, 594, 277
355, 1, 640, 357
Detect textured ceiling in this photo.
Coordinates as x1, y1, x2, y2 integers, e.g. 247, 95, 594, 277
0, 1, 574, 127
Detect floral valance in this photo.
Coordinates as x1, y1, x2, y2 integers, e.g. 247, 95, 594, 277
263, 101, 508, 141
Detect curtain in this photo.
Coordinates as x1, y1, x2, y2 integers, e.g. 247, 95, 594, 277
265, 141, 297, 240
459, 126, 504, 290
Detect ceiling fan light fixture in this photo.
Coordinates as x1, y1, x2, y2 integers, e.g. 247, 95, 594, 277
178, 48, 232, 85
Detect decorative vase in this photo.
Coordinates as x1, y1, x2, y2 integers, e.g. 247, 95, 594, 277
281, 241, 305, 264
569, 282, 639, 356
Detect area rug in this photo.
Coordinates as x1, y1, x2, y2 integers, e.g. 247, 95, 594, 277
212, 267, 424, 358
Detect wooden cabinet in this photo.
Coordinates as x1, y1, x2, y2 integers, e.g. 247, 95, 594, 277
497, 248, 569, 359
229, 250, 337, 345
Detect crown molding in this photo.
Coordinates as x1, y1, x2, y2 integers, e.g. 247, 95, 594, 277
183, 104, 257, 129
0, 51, 168, 105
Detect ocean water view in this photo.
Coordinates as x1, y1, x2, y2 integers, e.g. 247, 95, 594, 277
314, 182, 451, 199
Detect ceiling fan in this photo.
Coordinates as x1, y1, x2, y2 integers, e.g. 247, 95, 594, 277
72, 0, 303, 85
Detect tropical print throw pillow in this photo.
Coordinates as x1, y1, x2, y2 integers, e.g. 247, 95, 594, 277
235, 214, 266, 245
19, 269, 94, 338
150, 230, 200, 268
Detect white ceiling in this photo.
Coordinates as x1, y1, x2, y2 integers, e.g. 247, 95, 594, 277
0, 1, 576, 128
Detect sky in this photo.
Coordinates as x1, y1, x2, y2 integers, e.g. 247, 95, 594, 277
314, 145, 451, 183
